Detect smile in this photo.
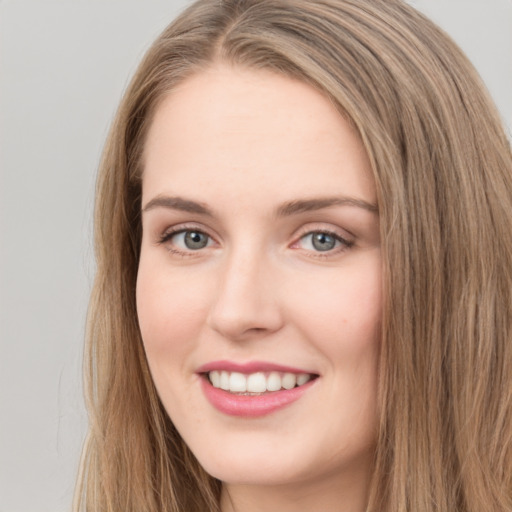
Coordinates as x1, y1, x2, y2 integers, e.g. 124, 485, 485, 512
207, 370, 314, 394
197, 361, 319, 417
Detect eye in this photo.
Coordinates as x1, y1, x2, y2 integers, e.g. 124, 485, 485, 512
161, 229, 213, 251
296, 231, 352, 253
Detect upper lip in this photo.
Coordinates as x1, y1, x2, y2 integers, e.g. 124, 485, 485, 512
196, 360, 318, 375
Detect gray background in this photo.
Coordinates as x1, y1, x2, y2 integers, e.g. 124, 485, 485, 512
0, 1, 510, 511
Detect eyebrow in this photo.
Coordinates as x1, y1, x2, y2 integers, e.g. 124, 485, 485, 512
142, 195, 213, 216
141, 195, 378, 216
276, 197, 378, 216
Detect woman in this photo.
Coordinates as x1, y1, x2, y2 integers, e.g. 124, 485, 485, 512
74, 1, 512, 511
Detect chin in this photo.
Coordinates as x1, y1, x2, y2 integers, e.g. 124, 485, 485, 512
185, 427, 375, 489
201, 456, 307, 487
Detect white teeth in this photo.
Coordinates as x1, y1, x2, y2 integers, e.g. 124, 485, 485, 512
210, 370, 221, 388
229, 372, 247, 392
281, 372, 297, 390
220, 371, 230, 391
208, 370, 313, 393
267, 372, 282, 391
297, 373, 310, 386
247, 372, 267, 393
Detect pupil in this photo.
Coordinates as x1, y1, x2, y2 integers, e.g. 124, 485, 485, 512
185, 231, 208, 249
312, 233, 335, 251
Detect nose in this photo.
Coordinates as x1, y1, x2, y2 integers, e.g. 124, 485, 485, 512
206, 249, 284, 341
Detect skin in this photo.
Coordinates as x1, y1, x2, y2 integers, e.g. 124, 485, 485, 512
137, 64, 381, 512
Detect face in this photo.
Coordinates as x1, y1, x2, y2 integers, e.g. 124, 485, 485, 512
137, 65, 381, 493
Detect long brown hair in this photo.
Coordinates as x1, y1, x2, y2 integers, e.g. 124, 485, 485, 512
74, 1, 512, 510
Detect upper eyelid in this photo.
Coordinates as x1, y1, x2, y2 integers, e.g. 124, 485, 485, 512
157, 226, 216, 255
156, 222, 354, 246
293, 230, 352, 249
159, 223, 215, 239
292, 223, 354, 242
299, 231, 346, 242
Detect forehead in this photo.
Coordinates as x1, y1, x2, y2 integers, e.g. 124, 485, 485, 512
142, 64, 375, 206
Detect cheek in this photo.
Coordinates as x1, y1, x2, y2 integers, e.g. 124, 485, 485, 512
135, 259, 210, 358
135, 260, 213, 422
286, 258, 382, 354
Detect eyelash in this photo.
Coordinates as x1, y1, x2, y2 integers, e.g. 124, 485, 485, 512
157, 225, 354, 258
292, 228, 354, 259
157, 224, 215, 257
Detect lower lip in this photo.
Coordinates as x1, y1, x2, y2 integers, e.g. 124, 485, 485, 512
200, 377, 316, 418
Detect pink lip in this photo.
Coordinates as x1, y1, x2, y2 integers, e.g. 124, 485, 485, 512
197, 360, 316, 375
197, 360, 318, 418
200, 378, 316, 417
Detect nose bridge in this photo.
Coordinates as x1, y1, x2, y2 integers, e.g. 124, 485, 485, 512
207, 241, 282, 340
